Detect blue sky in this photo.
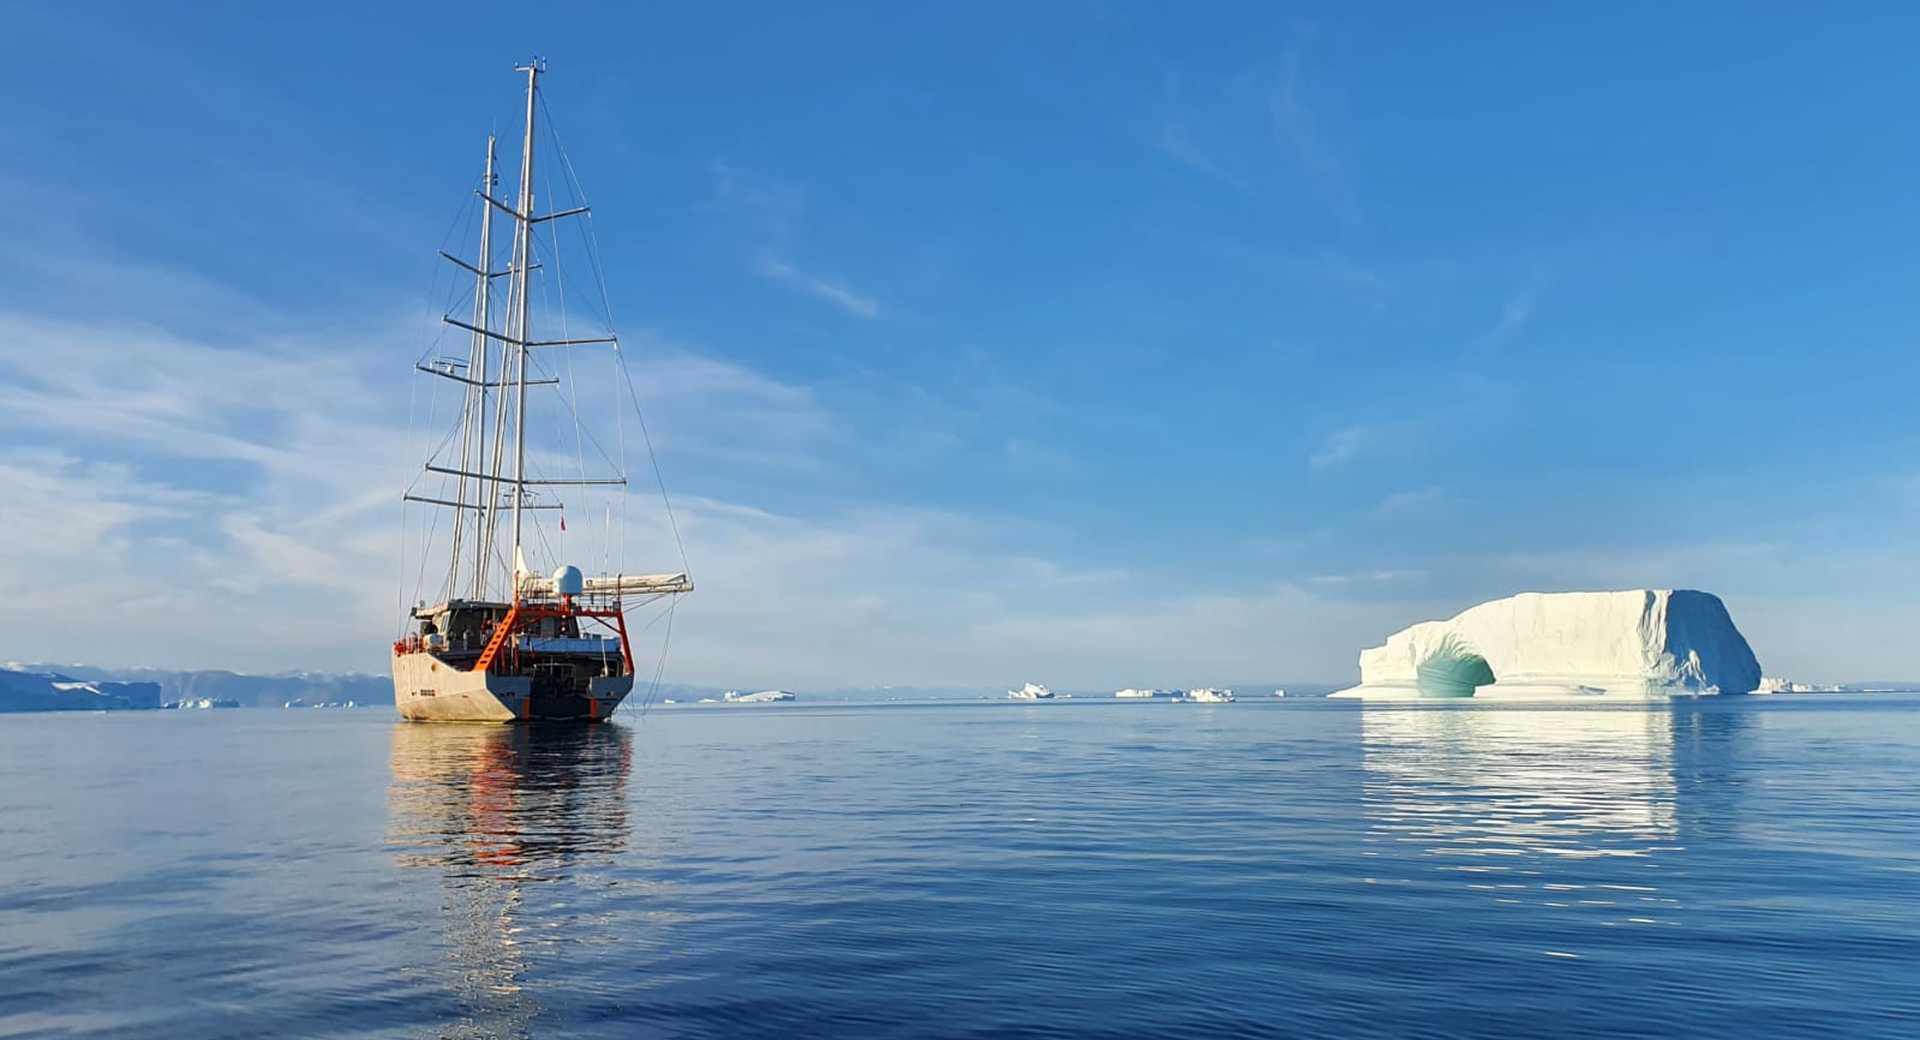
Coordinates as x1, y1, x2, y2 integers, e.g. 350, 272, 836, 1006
3, 3, 1918, 685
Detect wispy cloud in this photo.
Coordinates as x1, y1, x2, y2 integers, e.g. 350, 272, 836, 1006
1150, 70, 1240, 189
1493, 290, 1534, 338
707, 160, 806, 240
756, 253, 880, 318
1144, 31, 1361, 219
0, 277, 839, 673
1475, 287, 1537, 351
0, 312, 406, 669
1154, 119, 1247, 190
1269, 29, 1361, 225
1001, 436, 1078, 475
1309, 569, 1427, 585
708, 163, 880, 319
1308, 417, 1438, 471
10, 291, 1913, 687
0, 291, 1469, 687
1378, 486, 1449, 512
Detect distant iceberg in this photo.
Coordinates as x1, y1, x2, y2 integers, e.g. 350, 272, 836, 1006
1329, 590, 1761, 700
722, 690, 797, 703
1754, 676, 1842, 695
171, 696, 241, 709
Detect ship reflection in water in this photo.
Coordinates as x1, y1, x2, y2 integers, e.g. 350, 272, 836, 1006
387, 723, 634, 1038
1360, 702, 1751, 916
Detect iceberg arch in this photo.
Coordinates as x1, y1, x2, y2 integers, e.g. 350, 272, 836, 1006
1331, 589, 1761, 700
1414, 635, 1496, 698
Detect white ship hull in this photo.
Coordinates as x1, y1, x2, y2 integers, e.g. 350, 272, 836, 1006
392, 650, 633, 723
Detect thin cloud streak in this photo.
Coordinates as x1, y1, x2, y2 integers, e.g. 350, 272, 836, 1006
1378, 486, 1448, 512
1308, 417, 1439, 471
1475, 287, 1537, 351
756, 253, 880, 318
1269, 30, 1362, 225
1154, 119, 1248, 190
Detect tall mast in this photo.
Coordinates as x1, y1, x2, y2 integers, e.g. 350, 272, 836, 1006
507, 59, 542, 594
453, 134, 498, 598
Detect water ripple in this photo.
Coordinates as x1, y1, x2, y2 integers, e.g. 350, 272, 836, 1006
2, 699, 1918, 1036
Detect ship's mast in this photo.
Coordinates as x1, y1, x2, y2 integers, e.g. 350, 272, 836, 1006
452, 135, 498, 598
507, 59, 541, 595
411, 59, 659, 609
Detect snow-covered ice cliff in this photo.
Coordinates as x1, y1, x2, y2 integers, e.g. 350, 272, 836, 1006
1330, 590, 1762, 699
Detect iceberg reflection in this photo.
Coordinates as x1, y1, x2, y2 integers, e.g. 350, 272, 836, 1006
1361, 705, 1682, 860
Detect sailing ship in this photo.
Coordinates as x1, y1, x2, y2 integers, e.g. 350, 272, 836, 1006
391, 60, 692, 723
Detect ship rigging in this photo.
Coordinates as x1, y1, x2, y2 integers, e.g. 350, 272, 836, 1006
392, 59, 691, 722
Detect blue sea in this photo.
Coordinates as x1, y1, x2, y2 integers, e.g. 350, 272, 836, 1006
2, 696, 1917, 1038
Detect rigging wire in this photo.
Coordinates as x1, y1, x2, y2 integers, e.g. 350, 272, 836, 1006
527, 228, 589, 573
398, 186, 484, 632
541, 87, 691, 725
633, 598, 679, 721
417, 189, 482, 368
531, 507, 558, 574
617, 355, 689, 577
539, 91, 687, 579
521, 290, 623, 472
399, 168, 496, 621
543, 161, 594, 561
410, 371, 448, 609
397, 379, 419, 637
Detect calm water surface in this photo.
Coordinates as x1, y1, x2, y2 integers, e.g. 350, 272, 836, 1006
2, 697, 1917, 1037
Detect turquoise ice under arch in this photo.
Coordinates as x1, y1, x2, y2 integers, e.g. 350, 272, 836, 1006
1415, 636, 1497, 698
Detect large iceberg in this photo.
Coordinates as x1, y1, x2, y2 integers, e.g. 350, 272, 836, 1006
1329, 590, 1761, 699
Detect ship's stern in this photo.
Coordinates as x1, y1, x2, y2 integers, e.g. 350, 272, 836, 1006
392, 649, 527, 722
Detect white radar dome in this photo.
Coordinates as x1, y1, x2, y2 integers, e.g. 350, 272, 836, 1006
551, 564, 585, 596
